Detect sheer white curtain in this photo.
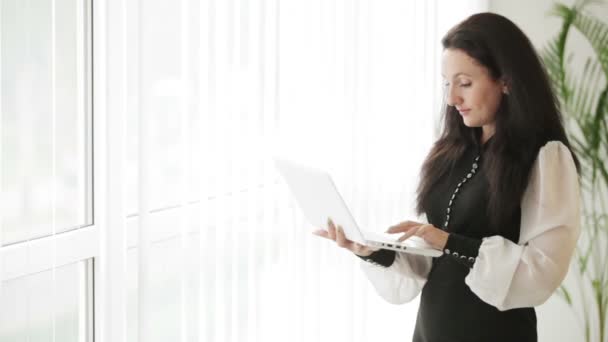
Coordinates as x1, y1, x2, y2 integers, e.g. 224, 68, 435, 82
95, 1, 488, 342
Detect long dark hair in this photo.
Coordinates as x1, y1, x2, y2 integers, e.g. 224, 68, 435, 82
415, 12, 580, 231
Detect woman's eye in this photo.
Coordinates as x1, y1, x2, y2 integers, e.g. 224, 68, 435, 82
460, 83, 471, 87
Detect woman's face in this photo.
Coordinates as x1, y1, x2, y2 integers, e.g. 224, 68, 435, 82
441, 48, 506, 131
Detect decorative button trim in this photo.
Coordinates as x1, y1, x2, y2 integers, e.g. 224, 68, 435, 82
452, 252, 459, 257
468, 257, 475, 263
444, 249, 450, 255
441, 154, 481, 230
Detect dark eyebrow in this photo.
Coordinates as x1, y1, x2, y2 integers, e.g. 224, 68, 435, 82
441, 72, 472, 79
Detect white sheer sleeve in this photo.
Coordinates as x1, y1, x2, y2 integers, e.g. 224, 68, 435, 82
360, 252, 432, 304
465, 141, 581, 311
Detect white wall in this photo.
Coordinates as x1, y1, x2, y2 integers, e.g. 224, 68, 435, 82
489, 1, 608, 342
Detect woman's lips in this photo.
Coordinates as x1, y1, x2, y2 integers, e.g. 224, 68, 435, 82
458, 109, 471, 115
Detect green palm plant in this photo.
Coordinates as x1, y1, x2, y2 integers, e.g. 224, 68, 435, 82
540, 1, 608, 341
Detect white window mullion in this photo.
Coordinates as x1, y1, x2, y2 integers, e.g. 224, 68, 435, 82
136, 0, 152, 340
259, 0, 275, 339
349, 0, 360, 340
246, 0, 263, 340
345, 1, 358, 340
103, 0, 128, 340
0, 226, 98, 283
261, 0, 280, 339
236, 0, 254, 339
354, 0, 371, 340
76, 0, 86, 227
50, 1, 58, 340
0, 0, 4, 297
179, 0, 190, 341
317, 2, 332, 340
198, 0, 212, 341
214, 1, 229, 340
230, 0, 241, 341
92, 0, 108, 339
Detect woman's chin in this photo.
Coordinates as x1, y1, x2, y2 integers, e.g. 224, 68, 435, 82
461, 117, 481, 128
462, 120, 476, 127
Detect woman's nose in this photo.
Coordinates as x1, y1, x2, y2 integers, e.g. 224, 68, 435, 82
445, 86, 461, 107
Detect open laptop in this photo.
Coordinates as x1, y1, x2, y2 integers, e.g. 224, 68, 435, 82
273, 156, 443, 257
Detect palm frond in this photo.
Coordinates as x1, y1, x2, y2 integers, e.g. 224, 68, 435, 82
558, 285, 573, 305
566, 59, 606, 178
567, 58, 602, 121
557, 7, 608, 188
572, 9, 608, 77
542, 3, 581, 105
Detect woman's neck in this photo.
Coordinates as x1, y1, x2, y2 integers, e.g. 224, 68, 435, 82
481, 125, 495, 145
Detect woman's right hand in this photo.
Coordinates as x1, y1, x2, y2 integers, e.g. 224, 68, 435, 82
312, 218, 377, 257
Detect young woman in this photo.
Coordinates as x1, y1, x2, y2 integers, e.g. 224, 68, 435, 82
314, 12, 581, 342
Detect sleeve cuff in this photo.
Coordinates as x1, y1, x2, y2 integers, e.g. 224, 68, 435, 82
356, 249, 396, 267
444, 233, 482, 268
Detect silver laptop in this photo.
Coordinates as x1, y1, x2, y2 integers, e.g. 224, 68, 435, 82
273, 156, 442, 257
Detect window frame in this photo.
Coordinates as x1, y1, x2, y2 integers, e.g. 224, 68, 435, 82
0, 0, 96, 341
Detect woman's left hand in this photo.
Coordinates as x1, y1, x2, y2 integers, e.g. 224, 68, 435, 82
387, 221, 449, 250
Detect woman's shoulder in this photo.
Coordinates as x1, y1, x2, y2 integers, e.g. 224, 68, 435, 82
534, 140, 577, 169
524, 139, 579, 199
539, 139, 569, 151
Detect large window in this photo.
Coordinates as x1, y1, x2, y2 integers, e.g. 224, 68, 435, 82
0, 0, 94, 341
0, 260, 93, 341
1, 1, 488, 341
1, 0, 92, 245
